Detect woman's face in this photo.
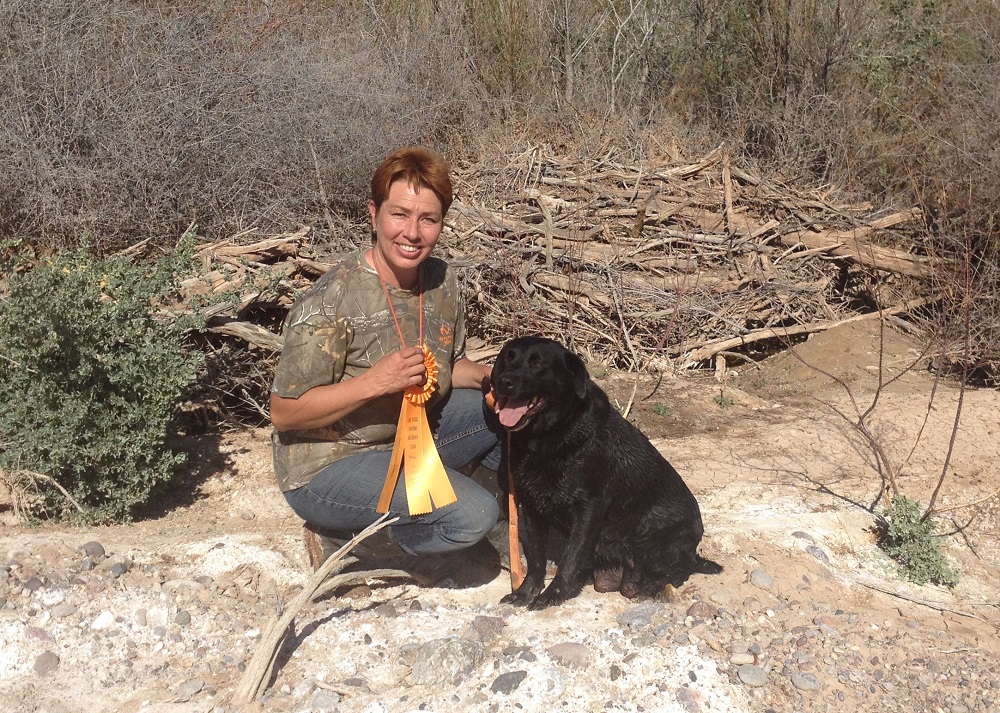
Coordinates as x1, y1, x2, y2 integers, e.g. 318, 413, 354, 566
369, 180, 443, 288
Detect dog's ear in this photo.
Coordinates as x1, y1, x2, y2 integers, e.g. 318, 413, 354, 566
562, 348, 590, 399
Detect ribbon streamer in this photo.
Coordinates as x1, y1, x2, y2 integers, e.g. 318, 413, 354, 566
377, 348, 457, 515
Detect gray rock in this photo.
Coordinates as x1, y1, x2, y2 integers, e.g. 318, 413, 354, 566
51, 603, 78, 618
33, 651, 60, 674
749, 569, 774, 591
175, 610, 192, 626
675, 686, 702, 712
792, 531, 815, 542
791, 671, 821, 691
737, 664, 768, 687
410, 637, 485, 685
80, 541, 105, 559
806, 545, 830, 564
547, 642, 592, 667
617, 602, 664, 629
312, 688, 341, 710
110, 562, 129, 578
465, 615, 505, 642
708, 588, 734, 606
491, 670, 527, 694
292, 678, 316, 697
175, 679, 204, 698
686, 600, 719, 620
24, 576, 44, 592
26, 625, 53, 642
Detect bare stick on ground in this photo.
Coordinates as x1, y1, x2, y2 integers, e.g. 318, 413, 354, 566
231, 514, 404, 705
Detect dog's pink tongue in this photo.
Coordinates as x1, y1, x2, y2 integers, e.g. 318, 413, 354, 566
498, 404, 529, 428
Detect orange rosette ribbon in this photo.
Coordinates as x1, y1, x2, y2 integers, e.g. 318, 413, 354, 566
377, 346, 457, 516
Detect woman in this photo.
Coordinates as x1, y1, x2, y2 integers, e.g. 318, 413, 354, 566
270, 147, 503, 569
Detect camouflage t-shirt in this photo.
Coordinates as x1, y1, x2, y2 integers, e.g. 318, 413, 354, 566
270, 252, 467, 492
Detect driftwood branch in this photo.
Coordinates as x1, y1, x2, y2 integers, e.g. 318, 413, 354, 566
678, 297, 936, 368
231, 515, 402, 705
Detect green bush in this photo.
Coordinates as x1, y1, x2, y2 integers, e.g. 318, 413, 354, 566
0, 240, 201, 523
877, 495, 958, 587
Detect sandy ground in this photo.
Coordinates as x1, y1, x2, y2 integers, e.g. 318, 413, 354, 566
2, 320, 998, 712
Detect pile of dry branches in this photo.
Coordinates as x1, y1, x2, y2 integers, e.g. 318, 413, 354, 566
178, 145, 933, 398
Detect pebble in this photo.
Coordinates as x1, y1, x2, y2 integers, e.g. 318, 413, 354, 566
686, 600, 718, 620
312, 688, 341, 710
79, 541, 105, 559
175, 610, 192, 626
708, 588, 734, 606
33, 651, 60, 674
737, 664, 768, 687
491, 670, 527, 694
51, 603, 78, 618
465, 615, 505, 642
617, 602, 663, 628
791, 671, 822, 691
91, 611, 116, 630
675, 686, 702, 712
110, 562, 129, 578
175, 679, 204, 698
749, 569, 774, 591
26, 625, 53, 642
410, 637, 484, 685
806, 545, 830, 564
547, 642, 592, 667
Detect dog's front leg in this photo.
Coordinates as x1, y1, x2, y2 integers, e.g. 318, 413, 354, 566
500, 506, 548, 606
529, 500, 606, 610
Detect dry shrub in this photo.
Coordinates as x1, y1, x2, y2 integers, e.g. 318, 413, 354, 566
0, 0, 482, 251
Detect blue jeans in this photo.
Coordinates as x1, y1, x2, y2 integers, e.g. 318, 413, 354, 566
284, 388, 504, 556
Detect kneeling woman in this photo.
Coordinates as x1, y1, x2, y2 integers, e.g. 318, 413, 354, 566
269, 147, 503, 568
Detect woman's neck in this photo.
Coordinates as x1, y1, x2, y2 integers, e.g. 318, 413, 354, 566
365, 248, 418, 290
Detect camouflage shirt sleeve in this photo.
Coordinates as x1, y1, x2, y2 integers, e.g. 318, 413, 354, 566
271, 267, 350, 399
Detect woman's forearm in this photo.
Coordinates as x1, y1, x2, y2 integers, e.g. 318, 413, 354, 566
451, 357, 492, 391
269, 374, 382, 432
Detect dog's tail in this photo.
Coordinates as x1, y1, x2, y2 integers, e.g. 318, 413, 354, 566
694, 554, 723, 575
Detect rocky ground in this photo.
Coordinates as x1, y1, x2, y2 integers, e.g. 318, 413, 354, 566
2, 321, 999, 713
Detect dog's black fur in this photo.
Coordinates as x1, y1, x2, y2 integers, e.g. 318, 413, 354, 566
491, 336, 722, 609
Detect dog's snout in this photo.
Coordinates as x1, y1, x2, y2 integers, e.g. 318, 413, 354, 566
494, 374, 515, 394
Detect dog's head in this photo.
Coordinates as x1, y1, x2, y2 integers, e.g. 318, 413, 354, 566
490, 337, 589, 432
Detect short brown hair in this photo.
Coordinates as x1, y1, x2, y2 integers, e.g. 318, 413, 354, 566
370, 146, 453, 215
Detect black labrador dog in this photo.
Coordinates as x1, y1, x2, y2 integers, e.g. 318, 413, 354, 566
491, 336, 722, 609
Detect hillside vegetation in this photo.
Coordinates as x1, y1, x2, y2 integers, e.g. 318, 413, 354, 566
1, 0, 999, 523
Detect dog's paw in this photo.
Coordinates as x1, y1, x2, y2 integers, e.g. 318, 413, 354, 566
528, 583, 573, 610
501, 579, 543, 607
500, 589, 535, 607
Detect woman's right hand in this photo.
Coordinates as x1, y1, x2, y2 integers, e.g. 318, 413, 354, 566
367, 346, 428, 396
